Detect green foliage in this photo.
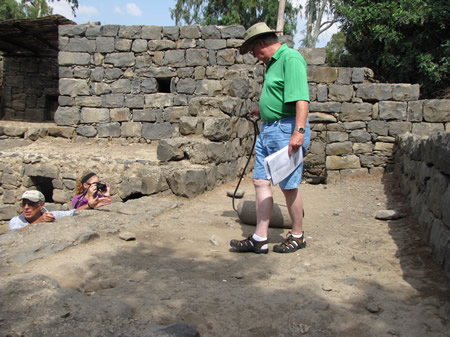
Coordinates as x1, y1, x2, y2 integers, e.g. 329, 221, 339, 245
170, 0, 299, 35
0, 0, 26, 21
0, 0, 78, 21
336, 0, 450, 98
325, 31, 352, 66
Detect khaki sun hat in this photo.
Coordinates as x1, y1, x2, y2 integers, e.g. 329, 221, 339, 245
240, 22, 280, 54
22, 190, 45, 203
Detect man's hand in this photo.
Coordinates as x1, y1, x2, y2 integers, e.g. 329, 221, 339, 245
288, 131, 304, 157
249, 106, 260, 118
39, 211, 55, 223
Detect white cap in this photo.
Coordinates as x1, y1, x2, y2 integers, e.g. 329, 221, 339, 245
21, 190, 45, 203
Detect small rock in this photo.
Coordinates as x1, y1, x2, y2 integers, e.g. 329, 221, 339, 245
231, 272, 243, 279
119, 231, 136, 241
366, 301, 380, 313
375, 209, 405, 220
321, 284, 332, 291
209, 235, 219, 246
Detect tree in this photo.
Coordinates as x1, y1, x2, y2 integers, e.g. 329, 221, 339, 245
22, 0, 53, 18
301, 0, 339, 48
325, 31, 351, 66
0, 0, 78, 21
170, 0, 300, 36
0, 0, 26, 21
336, 0, 449, 98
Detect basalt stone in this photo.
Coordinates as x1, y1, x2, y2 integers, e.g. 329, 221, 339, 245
142, 123, 175, 140
141, 26, 162, 40
166, 169, 207, 198
96, 37, 114, 53
59, 79, 90, 96
97, 123, 120, 138
55, 106, 80, 126
76, 125, 97, 137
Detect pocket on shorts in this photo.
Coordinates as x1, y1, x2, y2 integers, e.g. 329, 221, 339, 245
279, 120, 295, 134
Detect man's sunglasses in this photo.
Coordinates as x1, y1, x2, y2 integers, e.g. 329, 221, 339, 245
22, 200, 40, 207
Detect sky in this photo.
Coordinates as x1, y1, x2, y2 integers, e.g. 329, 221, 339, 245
50, 0, 339, 48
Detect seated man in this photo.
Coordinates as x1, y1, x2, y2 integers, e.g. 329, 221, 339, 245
9, 190, 75, 231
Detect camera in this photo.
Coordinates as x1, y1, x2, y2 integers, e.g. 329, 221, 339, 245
94, 182, 107, 193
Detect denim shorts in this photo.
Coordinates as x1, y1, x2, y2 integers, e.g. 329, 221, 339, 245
253, 116, 311, 189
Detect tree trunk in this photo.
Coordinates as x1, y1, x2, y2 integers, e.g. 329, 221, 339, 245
276, 0, 286, 33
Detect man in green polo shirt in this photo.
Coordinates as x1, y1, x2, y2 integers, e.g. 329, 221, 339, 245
230, 22, 311, 254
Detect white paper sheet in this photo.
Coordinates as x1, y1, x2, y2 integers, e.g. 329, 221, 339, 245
264, 146, 303, 185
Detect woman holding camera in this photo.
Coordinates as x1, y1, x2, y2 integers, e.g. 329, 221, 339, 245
72, 172, 112, 210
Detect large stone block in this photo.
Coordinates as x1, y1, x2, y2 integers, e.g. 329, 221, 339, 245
52, 189, 72, 204
118, 25, 141, 38
111, 108, 130, 122
102, 94, 124, 108
203, 118, 231, 141
133, 109, 158, 122
328, 85, 353, 102
326, 141, 353, 155
176, 78, 197, 94
141, 167, 169, 195
157, 138, 185, 161
196, 80, 223, 96
104, 53, 135, 67
180, 25, 201, 39
58, 52, 90, 65
96, 37, 114, 53
179, 116, 199, 135
393, 84, 420, 101
340, 103, 372, 121
349, 129, 371, 142
201, 25, 221, 39
120, 122, 142, 137
76, 125, 97, 137
326, 155, 361, 170
356, 84, 392, 101
379, 101, 407, 121
423, 100, 450, 122
141, 26, 162, 39
186, 49, 208, 66
327, 131, 348, 143
164, 50, 186, 67
407, 101, 423, 122
144, 93, 174, 108
220, 26, 245, 39
142, 122, 175, 140
132, 39, 148, 53
412, 123, 445, 137
97, 123, 120, 138
0, 205, 17, 221
166, 169, 207, 198
55, 106, 80, 126
307, 66, 338, 83
80, 108, 110, 123
59, 79, 90, 96
309, 102, 341, 113
24, 165, 59, 179
217, 49, 236, 66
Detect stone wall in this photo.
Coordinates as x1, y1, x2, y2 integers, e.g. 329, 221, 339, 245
393, 132, 450, 278
1, 56, 59, 121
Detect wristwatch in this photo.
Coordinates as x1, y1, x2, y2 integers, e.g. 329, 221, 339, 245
294, 126, 305, 134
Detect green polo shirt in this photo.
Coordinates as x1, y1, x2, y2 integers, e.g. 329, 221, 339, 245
259, 44, 309, 122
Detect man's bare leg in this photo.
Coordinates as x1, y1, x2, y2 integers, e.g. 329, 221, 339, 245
253, 178, 273, 238
281, 188, 303, 235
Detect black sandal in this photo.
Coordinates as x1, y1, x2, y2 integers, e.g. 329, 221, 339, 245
230, 236, 268, 254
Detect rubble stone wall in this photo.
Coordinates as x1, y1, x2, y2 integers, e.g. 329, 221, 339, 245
1, 56, 59, 121
394, 132, 450, 278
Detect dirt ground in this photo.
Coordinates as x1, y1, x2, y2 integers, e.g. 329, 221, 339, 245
2, 164, 449, 336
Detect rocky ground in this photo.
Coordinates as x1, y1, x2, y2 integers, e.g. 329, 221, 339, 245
1, 160, 449, 336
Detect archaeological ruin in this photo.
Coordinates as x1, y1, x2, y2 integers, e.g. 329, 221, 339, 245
0, 15, 448, 275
